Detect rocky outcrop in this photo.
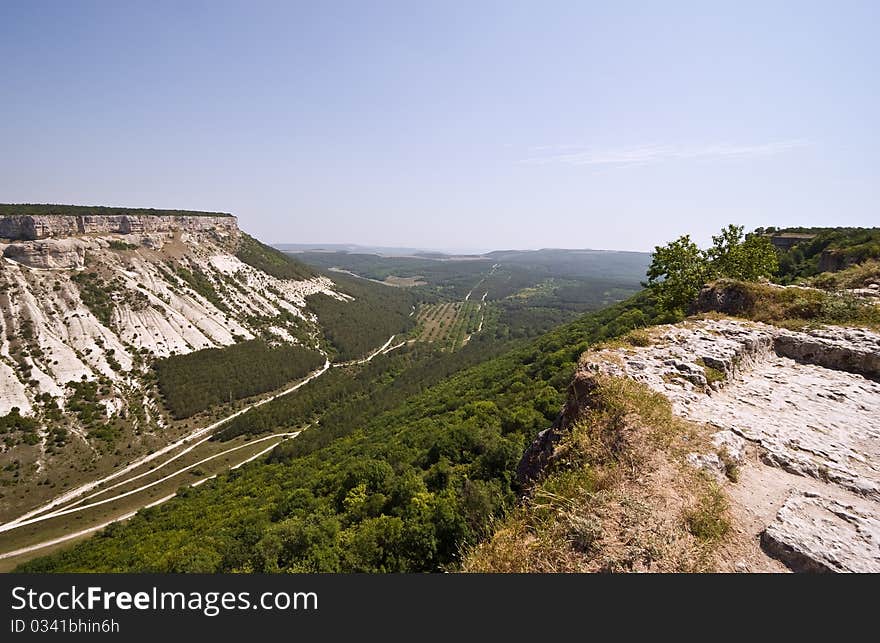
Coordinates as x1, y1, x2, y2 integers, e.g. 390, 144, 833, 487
515, 371, 600, 488
0, 214, 359, 528
0, 228, 345, 423
571, 318, 880, 572
2, 239, 87, 270
0, 214, 238, 241
694, 281, 757, 316
761, 492, 880, 573
818, 250, 848, 273
774, 327, 880, 380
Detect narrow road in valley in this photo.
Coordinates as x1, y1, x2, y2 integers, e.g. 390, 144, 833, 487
0, 359, 330, 532
3, 433, 299, 532
0, 431, 304, 563
334, 334, 396, 367
0, 332, 399, 553
0, 494, 176, 562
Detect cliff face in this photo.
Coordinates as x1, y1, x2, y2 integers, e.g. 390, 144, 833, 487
0, 214, 238, 241
0, 228, 342, 417
0, 215, 348, 520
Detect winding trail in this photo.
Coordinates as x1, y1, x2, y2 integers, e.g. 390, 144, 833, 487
0, 332, 399, 550
0, 359, 330, 531
0, 433, 302, 562
2, 433, 298, 532
0, 494, 176, 562
334, 335, 396, 367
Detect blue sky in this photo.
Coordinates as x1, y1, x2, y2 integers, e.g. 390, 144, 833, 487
1, 1, 877, 252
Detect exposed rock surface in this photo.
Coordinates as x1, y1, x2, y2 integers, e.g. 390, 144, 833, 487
1, 239, 87, 270
0, 217, 352, 509
0, 214, 238, 241
761, 492, 880, 573
578, 318, 880, 572
515, 370, 600, 487
774, 326, 880, 379
0, 231, 343, 417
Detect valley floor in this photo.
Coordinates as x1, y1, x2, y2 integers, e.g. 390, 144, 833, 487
0, 334, 401, 570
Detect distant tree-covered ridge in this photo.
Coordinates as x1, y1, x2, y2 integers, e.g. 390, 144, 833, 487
154, 340, 325, 419
0, 203, 233, 217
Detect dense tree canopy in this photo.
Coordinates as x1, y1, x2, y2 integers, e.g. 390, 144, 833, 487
154, 340, 325, 419
20, 292, 669, 573
307, 273, 416, 361
646, 224, 778, 316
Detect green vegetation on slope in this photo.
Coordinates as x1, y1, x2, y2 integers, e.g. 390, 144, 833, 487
307, 272, 415, 361
153, 340, 326, 419
767, 227, 880, 282
19, 292, 671, 572
697, 279, 880, 330
214, 327, 518, 444
646, 224, 778, 317
0, 204, 232, 217
808, 259, 880, 290
71, 271, 149, 327
236, 233, 315, 281
172, 265, 229, 313
463, 376, 728, 572
0, 408, 41, 448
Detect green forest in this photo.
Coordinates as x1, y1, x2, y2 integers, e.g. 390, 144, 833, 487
19, 292, 672, 572
213, 328, 520, 443
769, 227, 880, 282
307, 272, 416, 361
10, 224, 880, 574
153, 340, 325, 419
297, 248, 649, 306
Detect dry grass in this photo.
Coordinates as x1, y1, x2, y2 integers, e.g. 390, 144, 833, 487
700, 279, 880, 331
589, 328, 657, 353
462, 376, 729, 573
684, 484, 730, 542
696, 358, 727, 387
807, 259, 880, 290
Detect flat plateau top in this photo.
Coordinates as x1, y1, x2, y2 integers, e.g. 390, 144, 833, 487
0, 204, 233, 218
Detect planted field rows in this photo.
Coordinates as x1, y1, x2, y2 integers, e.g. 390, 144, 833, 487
414, 299, 484, 351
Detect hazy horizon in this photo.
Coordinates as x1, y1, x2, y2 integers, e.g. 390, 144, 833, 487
276, 241, 653, 255
2, 2, 878, 252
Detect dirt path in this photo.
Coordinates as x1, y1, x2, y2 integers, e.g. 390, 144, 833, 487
0, 359, 330, 532
0, 493, 176, 562
1, 332, 397, 537
4, 433, 298, 532
0, 329, 403, 566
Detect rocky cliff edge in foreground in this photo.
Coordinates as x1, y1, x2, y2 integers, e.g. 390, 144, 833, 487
563, 318, 880, 572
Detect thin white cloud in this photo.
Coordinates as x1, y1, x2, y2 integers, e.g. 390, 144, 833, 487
520, 140, 809, 167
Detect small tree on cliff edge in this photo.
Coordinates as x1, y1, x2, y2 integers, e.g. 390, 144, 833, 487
645, 234, 709, 317
646, 224, 778, 317
705, 224, 779, 281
